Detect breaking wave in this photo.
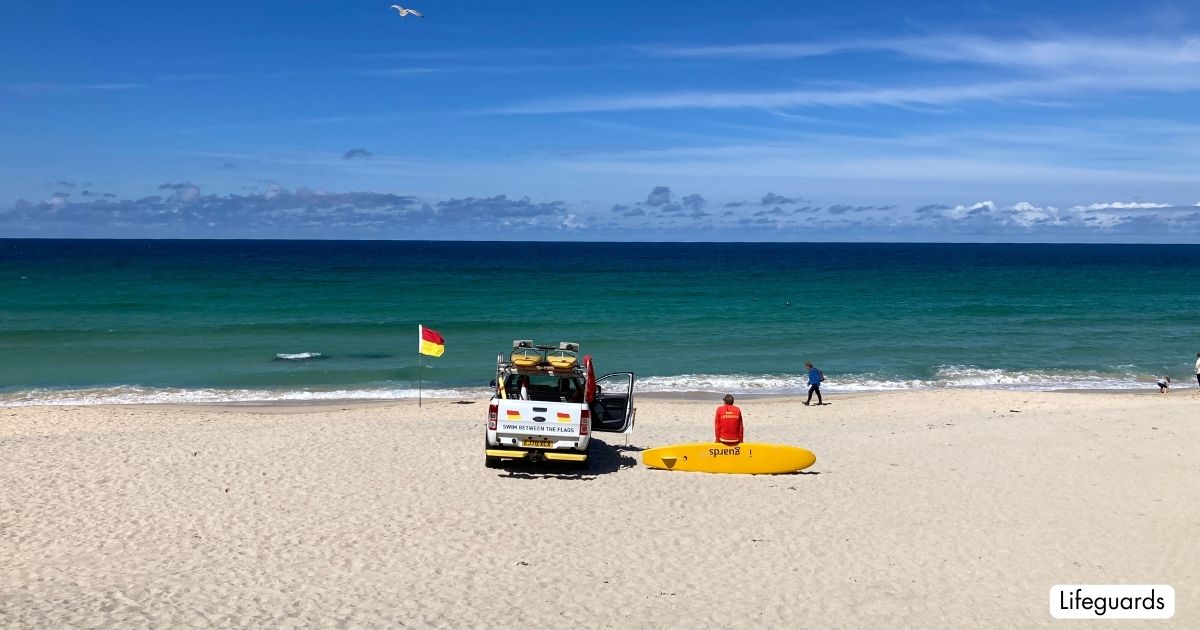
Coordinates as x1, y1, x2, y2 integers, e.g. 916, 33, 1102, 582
0, 366, 1181, 407
274, 352, 327, 361
0, 385, 488, 407
636, 366, 1173, 396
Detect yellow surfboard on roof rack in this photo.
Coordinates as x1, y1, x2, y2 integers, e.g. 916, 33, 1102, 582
510, 347, 545, 368
546, 349, 578, 369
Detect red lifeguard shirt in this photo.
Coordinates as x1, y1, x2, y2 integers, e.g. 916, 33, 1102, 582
714, 404, 744, 444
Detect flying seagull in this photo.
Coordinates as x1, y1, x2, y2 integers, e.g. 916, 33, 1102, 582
390, 5, 424, 17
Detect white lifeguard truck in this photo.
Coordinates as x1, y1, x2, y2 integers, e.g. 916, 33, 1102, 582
485, 340, 635, 469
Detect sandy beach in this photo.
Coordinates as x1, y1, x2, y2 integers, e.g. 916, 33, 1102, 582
2, 389, 1197, 628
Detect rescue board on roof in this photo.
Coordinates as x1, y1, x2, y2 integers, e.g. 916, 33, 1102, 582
510, 348, 545, 368
641, 442, 816, 474
546, 349, 578, 369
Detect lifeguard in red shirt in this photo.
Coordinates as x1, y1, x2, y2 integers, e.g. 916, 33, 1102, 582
714, 394, 744, 445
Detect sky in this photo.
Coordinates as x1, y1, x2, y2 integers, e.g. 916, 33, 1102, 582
2, 0, 1200, 242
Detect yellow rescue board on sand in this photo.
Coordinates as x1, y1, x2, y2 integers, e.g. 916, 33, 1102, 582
641, 442, 816, 474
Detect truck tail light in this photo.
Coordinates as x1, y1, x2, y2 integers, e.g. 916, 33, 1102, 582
580, 408, 590, 436
488, 403, 498, 430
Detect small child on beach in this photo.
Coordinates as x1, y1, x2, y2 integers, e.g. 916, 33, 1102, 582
1156, 376, 1171, 393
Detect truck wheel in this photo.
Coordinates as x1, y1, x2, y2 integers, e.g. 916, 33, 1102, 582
485, 437, 502, 469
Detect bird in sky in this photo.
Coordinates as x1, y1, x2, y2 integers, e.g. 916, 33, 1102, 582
390, 5, 424, 17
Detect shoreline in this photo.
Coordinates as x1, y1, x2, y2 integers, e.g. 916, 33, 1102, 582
1, 384, 1190, 410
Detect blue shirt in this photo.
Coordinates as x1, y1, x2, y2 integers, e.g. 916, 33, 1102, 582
807, 367, 822, 385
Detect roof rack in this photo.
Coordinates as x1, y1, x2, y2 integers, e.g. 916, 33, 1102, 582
499, 340, 583, 374
512, 340, 579, 352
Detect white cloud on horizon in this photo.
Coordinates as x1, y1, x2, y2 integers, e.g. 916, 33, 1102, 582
10, 183, 1199, 241
920, 199, 1200, 233
1003, 201, 1066, 228
1078, 201, 1172, 210
1065, 201, 1200, 230
944, 200, 995, 221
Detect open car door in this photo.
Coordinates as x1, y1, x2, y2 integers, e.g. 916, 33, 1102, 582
592, 372, 635, 433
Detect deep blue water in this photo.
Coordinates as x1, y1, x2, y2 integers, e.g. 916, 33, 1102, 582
2, 239, 1198, 404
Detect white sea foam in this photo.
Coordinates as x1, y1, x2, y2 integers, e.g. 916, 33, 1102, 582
637, 367, 1170, 396
0, 385, 488, 407
926, 366, 1143, 390
0, 367, 1183, 407
274, 352, 326, 361
636, 374, 811, 395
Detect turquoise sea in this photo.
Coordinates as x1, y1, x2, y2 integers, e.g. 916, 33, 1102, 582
2, 239, 1198, 405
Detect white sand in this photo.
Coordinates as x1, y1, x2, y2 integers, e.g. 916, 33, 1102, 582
2, 390, 1198, 628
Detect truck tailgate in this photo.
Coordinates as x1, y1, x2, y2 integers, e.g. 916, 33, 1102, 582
495, 400, 581, 438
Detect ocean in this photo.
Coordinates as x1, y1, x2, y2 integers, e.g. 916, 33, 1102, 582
2, 239, 1198, 405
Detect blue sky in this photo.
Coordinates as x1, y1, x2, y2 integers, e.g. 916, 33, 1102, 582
2, 0, 1200, 241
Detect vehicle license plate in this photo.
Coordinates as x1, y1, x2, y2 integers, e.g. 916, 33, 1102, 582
522, 439, 554, 448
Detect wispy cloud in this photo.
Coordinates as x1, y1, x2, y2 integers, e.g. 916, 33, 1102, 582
633, 41, 864, 59
156, 70, 329, 82
353, 68, 445, 77
638, 35, 1200, 71
894, 36, 1200, 71
346, 46, 611, 62
180, 114, 402, 135
549, 142, 1200, 186
491, 79, 1054, 114
496, 35, 1200, 114
6, 82, 142, 94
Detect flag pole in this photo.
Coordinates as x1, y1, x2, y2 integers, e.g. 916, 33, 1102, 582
418, 324, 423, 408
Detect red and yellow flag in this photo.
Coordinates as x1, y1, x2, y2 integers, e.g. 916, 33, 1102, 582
418, 325, 445, 357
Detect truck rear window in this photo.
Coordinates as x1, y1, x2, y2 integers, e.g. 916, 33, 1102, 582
505, 374, 584, 402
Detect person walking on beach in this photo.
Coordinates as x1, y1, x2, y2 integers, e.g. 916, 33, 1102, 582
1195, 352, 1200, 388
714, 394, 744, 445
804, 361, 824, 406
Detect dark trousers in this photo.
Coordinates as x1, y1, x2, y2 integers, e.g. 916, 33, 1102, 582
806, 384, 822, 404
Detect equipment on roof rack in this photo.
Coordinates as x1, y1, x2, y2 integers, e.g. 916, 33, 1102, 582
510, 347, 545, 368
546, 348, 578, 369
501, 341, 584, 372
